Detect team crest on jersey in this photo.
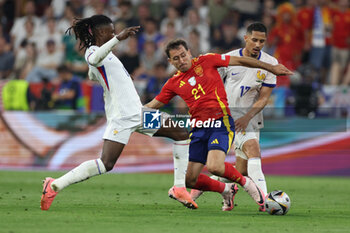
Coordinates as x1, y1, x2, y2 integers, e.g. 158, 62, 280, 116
194, 65, 204, 77
256, 70, 266, 83
188, 76, 196, 86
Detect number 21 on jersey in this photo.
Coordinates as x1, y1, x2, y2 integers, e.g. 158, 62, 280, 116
240, 85, 251, 97
192, 84, 206, 100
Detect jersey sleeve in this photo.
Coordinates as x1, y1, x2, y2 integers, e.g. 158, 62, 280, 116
155, 80, 176, 105
217, 67, 227, 81
202, 53, 230, 68
85, 46, 103, 67
85, 37, 119, 67
262, 57, 278, 88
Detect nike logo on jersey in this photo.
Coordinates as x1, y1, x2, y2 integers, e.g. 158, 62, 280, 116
231, 73, 239, 76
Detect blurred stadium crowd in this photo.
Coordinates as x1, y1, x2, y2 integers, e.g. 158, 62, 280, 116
0, 0, 349, 113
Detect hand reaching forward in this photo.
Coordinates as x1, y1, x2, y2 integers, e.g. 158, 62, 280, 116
272, 64, 293, 76
116, 26, 140, 41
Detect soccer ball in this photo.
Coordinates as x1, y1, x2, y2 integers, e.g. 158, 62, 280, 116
265, 190, 291, 215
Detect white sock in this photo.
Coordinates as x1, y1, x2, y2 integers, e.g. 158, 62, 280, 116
247, 158, 267, 194
172, 140, 189, 188
51, 159, 106, 192
222, 183, 231, 194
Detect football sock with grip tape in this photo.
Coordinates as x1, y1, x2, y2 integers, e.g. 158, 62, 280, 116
193, 174, 225, 193
172, 140, 189, 188
223, 162, 246, 186
248, 158, 267, 195
51, 159, 106, 192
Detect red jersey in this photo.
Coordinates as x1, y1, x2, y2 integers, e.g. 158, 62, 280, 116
297, 6, 332, 45
156, 53, 231, 122
331, 9, 350, 49
268, 23, 304, 71
297, 7, 313, 31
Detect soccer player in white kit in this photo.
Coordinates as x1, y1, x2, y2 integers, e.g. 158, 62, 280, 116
222, 22, 278, 211
40, 15, 197, 210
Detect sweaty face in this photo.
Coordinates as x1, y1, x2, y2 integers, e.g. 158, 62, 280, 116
244, 31, 266, 58
168, 45, 192, 72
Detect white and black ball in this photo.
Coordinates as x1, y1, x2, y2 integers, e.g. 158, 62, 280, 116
265, 190, 291, 215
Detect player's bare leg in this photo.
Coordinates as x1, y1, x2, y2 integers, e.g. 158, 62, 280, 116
235, 157, 248, 176
330, 62, 341, 85
154, 119, 193, 207
100, 140, 125, 171
341, 63, 350, 85
41, 140, 124, 210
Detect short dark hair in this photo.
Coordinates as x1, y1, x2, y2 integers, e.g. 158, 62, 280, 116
165, 39, 189, 58
247, 22, 267, 34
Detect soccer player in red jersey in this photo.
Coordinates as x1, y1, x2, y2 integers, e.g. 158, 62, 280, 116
146, 39, 292, 210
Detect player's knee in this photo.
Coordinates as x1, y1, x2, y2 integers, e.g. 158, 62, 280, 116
172, 128, 189, 141
207, 164, 223, 176
242, 140, 261, 158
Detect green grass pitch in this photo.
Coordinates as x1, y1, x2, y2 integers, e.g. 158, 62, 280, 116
0, 170, 349, 233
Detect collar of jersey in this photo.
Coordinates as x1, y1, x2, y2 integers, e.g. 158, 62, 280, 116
239, 48, 261, 60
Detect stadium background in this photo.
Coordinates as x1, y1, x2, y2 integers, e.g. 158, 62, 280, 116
0, 0, 349, 177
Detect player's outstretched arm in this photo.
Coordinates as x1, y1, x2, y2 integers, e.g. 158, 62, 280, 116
116, 26, 140, 41
229, 56, 293, 76
145, 98, 165, 109
88, 26, 140, 66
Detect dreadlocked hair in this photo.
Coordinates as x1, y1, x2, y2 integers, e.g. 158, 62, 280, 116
66, 15, 113, 50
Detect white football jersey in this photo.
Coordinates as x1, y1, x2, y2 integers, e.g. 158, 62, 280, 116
85, 45, 143, 126
221, 48, 278, 129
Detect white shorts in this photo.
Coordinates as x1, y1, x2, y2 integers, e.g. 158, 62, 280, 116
234, 129, 260, 160
103, 112, 170, 144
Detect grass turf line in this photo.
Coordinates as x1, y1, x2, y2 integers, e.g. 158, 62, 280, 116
0, 171, 349, 233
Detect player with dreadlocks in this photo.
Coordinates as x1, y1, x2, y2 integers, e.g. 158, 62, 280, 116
40, 15, 197, 210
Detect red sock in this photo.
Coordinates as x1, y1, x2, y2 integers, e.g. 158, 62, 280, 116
194, 174, 225, 193
223, 162, 246, 186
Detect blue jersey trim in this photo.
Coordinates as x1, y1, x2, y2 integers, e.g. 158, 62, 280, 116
97, 65, 109, 90
262, 83, 276, 88
239, 48, 261, 60
257, 52, 261, 60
